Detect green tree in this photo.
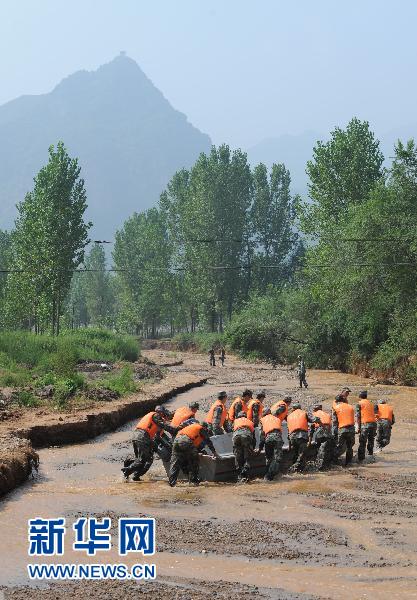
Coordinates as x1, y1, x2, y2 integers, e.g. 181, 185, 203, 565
5, 142, 91, 334
251, 162, 298, 289
303, 118, 384, 233
83, 244, 114, 327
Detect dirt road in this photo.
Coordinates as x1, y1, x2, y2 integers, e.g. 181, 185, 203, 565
1, 351, 416, 599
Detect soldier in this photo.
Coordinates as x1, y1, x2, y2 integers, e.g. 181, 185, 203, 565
355, 391, 377, 462
206, 391, 228, 435
287, 402, 316, 472
332, 394, 355, 466
232, 411, 256, 482
219, 346, 226, 366
376, 399, 395, 450
227, 390, 252, 430
333, 387, 351, 410
122, 406, 176, 480
258, 408, 283, 480
247, 391, 265, 427
297, 355, 308, 389
310, 403, 333, 469
271, 396, 292, 422
168, 421, 220, 487
209, 347, 216, 367
171, 402, 199, 430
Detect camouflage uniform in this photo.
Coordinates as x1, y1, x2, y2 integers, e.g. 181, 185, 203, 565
233, 428, 256, 480
376, 400, 395, 450
209, 348, 216, 367
332, 408, 355, 466
297, 358, 308, 389
259, 431, 283, 480
355, 402, 377, 461
208, 404, 226, 436
310, 423, 334, 470
169, 427, 216, 486
124, 414, 176, 480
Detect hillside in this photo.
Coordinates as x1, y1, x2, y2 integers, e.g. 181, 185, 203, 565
0, 54, 211, 239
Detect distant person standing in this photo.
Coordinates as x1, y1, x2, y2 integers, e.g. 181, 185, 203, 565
209, 347, 216, 367
297, 355, 308, 389
219, 346, 226, 366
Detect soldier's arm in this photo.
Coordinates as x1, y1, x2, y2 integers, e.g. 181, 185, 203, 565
331, 410, 338, 437
355, 404, 361, 430
152, 414, 177, 436
253, 403, 260, 421
275, 405, 286, 417
201, 430, 219, 457
212, 406, 222, 430
392, 412, 395, 425
258, 427, 266, 451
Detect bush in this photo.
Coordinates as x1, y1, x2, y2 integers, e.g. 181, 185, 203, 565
53, 374, 85, 407
16, 390, 39, 408
95, 365, 137, 396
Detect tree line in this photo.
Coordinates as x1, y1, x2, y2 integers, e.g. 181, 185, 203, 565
2, 119, 417, 381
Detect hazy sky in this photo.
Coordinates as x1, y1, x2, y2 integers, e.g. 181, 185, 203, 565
1, 1, 417, 147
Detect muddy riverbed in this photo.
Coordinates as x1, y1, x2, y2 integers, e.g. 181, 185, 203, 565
0, 352, 416, 599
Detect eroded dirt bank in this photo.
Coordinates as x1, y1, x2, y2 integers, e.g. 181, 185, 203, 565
0, 367, 207, 498
0, 351, 416, 599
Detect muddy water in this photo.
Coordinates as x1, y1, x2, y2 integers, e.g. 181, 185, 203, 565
1, 360, 417, 599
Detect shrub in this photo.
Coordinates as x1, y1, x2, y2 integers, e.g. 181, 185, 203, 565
16, 390, 39, 408
95, 365, 137, 396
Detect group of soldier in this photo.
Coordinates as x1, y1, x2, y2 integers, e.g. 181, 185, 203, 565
121, 387, 395, 486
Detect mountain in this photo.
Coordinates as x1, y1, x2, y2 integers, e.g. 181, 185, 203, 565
0, 54, 211, 238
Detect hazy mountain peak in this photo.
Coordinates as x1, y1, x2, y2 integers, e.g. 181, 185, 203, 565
0, 56, 211, 237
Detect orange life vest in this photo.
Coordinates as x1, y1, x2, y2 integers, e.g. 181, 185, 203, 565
135, 411, 161, 440
271, 400, 288, 421
206, 399, 227, 426
171, 406, 195, 428
247, 399, 263, 422
377, 404, 393, 422
287, 409, 309, 434
260, 414, 282, 435
313, 409, 332, 428
359, 399, 376, 424
178, 422, 205, 448
228, 397, 248, 421
233, 417, 255, 432
334, 402, 354, 428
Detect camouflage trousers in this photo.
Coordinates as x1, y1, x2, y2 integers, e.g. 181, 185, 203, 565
232, 430, 253, 479
314, 435, 334, 470
169, 435, 199, 486
358, 423, 377, 461
334, 427, 355, 466
124, 430, 154, 478
376, 419, 392, 449
208, 424, 224, 436
289, 433, 308, 472
264, 432, 283, 480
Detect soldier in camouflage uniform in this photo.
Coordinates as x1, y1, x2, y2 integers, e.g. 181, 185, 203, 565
355, 390, 377, 462
376, 398, 395, 450
258, 408, 283, 480
122, 406, 176, 481
168, 421, 219, 487
297, 355, 308, 388
310, 403, 334, 470
233, 411, 256, 481
332, 395, 355, 466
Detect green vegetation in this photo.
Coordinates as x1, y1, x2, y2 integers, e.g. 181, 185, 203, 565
0, 329, 140, 407
96, 365, 138, 396
172, 332, 225, 353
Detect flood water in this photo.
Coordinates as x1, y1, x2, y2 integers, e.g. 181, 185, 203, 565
0, 366, 416, 599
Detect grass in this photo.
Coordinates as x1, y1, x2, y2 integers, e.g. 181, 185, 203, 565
0, 329, 140, 408
95, 365, 138, 396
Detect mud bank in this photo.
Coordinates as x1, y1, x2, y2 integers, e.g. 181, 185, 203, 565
0, 373, 206, 499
